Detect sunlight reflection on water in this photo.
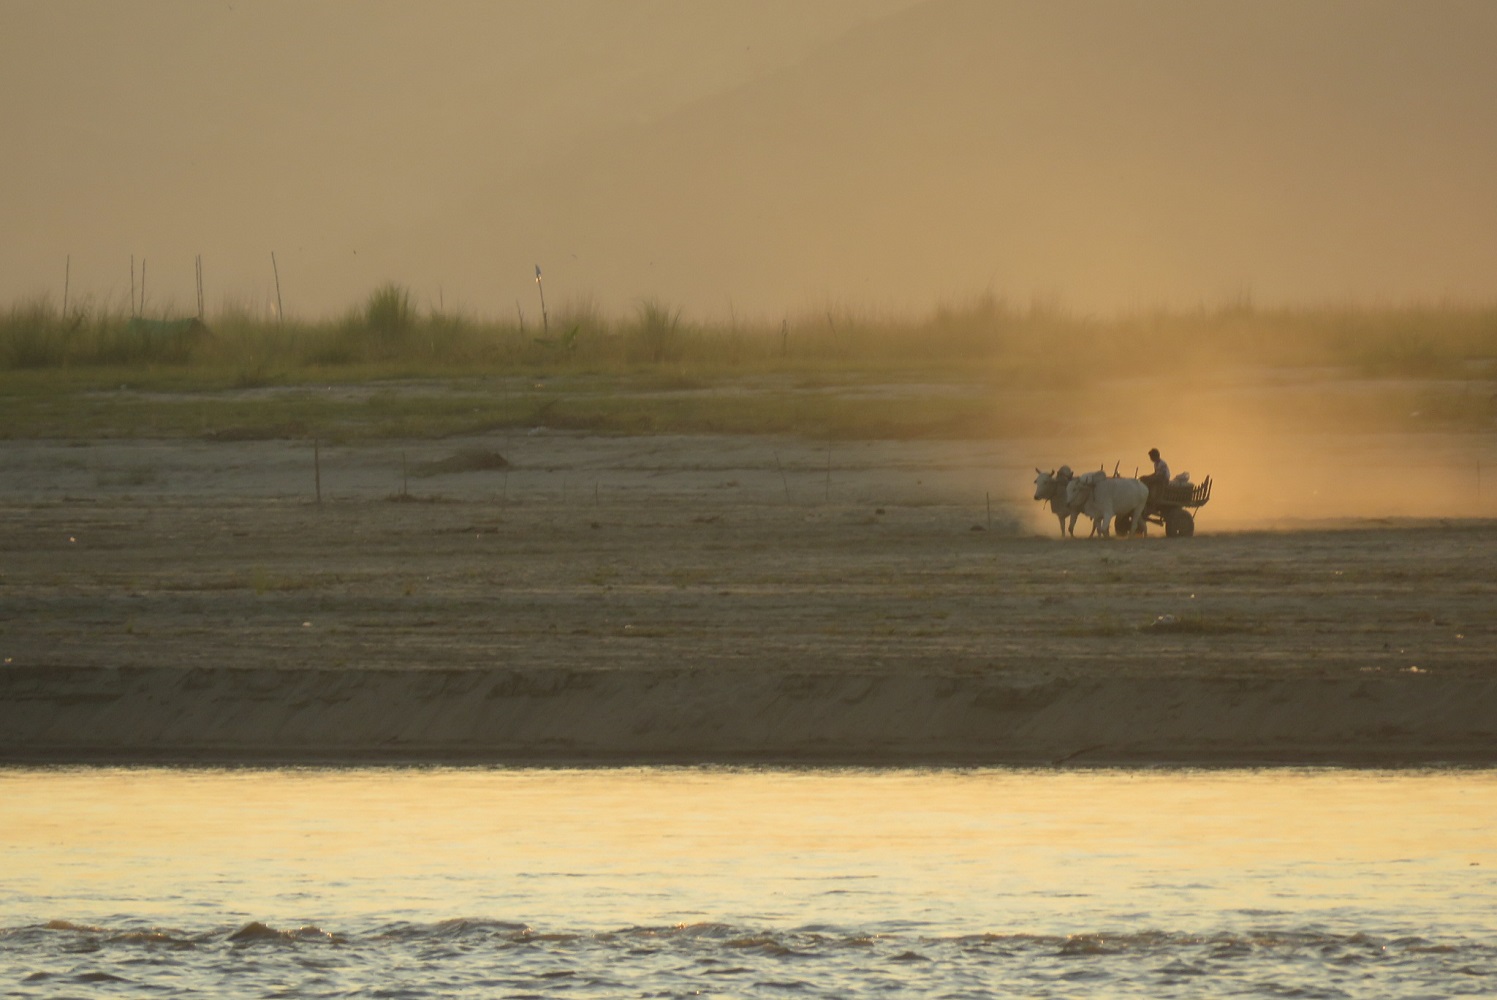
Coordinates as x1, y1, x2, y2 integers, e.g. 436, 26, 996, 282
3, 766, 1495, 998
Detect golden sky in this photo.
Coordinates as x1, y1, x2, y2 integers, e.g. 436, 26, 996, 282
4, 0, 1495, 320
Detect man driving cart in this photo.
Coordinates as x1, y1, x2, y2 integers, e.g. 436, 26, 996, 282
1140, 447, 1170, 498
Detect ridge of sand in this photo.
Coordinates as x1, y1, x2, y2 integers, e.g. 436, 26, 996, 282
3, 664, 1494, 766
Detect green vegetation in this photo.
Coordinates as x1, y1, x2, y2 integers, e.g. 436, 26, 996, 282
1, 286, 1494, 441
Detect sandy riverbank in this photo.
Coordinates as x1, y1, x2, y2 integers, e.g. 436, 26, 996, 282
4, 664, 1495, 765
3, 432, 1495, 765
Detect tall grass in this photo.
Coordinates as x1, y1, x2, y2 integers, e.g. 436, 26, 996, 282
2, 285, 1493, 383
2, 282, 1497, 440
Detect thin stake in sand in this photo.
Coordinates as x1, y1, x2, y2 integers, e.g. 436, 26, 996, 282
534, 264, 549, 335
195, 254, 205, 323
271, 251, 284, 327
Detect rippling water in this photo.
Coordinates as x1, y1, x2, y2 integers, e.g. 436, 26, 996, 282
3, 767, 1494, 998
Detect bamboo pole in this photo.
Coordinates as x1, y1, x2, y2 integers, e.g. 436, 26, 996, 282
271, 251, 284, 326
534, 264, 549, 335
63, 255, 70, 315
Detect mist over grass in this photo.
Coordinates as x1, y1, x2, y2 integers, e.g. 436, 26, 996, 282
2, 285, 1494, 441
7, 284, 1496, 377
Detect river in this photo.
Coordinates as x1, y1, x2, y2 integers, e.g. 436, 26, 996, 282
3, 766, 1493, 998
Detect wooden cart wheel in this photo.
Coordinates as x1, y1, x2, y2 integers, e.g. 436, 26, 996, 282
1164, 507, 1195, 538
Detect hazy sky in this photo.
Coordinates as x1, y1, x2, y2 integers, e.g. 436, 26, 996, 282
5, 0, 1496, 320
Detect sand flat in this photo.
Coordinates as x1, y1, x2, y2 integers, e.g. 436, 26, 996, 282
2, 432, 1494, 765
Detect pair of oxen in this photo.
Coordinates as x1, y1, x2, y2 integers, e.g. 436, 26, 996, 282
1032, 465, 1149, 538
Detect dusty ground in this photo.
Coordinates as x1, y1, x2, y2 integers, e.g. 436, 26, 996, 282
2, 431, 1495, 764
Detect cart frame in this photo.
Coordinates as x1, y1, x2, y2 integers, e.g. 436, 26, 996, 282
1118, 475, 1212, 537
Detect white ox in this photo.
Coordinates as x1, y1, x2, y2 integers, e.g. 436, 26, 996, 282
1064, 470, 1148, 538
1032, 465, 1082, 537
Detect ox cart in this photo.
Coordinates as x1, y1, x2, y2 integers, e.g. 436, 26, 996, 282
1118, 476, 1212, 537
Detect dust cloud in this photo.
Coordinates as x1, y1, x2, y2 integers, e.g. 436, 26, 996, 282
1023, 377, 1497, 531
4, 0, 1497, 321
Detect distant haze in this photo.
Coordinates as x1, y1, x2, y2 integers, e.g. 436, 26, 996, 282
5, 0, 1496, 321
